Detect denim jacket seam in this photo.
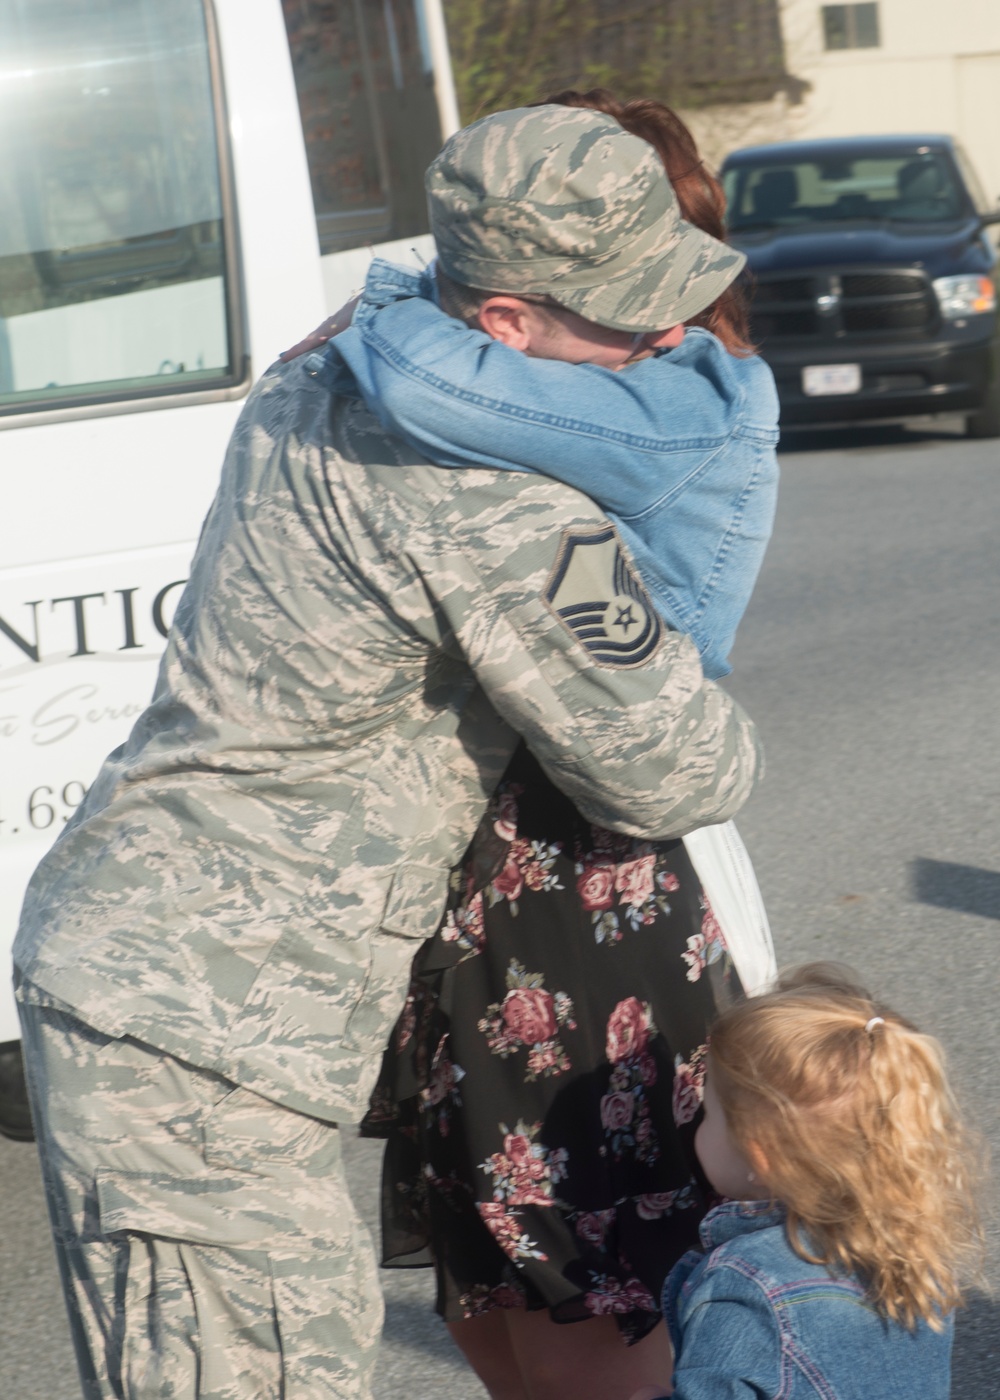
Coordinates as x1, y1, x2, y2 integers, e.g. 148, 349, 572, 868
728, 355, 779, 444
772, 1278, 869, 1307
697, 1256, 795, 1398
735, 422, 781, 445
619, 379, 765, 521
624, 442, 761, 634
359, 326, 731, 455
750, 1274, 846, 1400
693, 455, 765, 616
788, 1349, 839, 1400
617, 436, 730, 523
650, 582, 698, 640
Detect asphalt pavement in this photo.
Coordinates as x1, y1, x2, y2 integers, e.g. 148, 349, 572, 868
2, 417, 998, 1398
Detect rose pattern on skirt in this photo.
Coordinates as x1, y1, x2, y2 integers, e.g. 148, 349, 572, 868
573, 1207, 617, 1248
487, 836, 564, 914
478, 959, 576, 1082
460, 1280, 528, 1318
606, 997, 653, 1064
477, 1201, 549, 1262
681, 896, 729, 982
577, 833, 682, 945
601, 999, 661, 1165
422, 1163, 474, 1213
635, 1185, 697, 1220
584, 1273, 658, 1316
420, 1036, 466, 1136
444, 782, 563, 942
671, 1043, 708, 1127
395, 991, 418, 1052
482, 782, 564, 915
452, 789, 685, 953
493, 785, 524, 842
479, 1118, 568, 1212
615, 852, 656, 908
440, 887, 486, 956
577, 861, 615, 912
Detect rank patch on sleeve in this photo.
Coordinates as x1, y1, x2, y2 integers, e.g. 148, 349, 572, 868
543, 526, 663, 667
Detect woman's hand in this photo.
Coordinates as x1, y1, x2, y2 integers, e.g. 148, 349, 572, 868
279, 295, 361, 362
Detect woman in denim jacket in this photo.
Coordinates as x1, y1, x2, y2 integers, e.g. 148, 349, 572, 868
633, 965, 983, 1400
286, 93, 779, 1399
328, 253, 778, 681
295, 95, 779, 683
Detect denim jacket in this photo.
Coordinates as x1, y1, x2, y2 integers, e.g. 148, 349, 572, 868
663, 1201, 953, 1400
328, 260, 780, 679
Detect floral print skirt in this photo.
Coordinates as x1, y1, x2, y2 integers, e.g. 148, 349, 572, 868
360, 743, 743, 1345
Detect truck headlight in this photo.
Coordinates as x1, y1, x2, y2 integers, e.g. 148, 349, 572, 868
932, 275, 996, 319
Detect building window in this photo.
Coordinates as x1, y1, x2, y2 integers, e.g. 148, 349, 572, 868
822, 4, 880, 50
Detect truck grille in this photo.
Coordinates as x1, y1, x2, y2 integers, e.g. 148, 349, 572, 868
749, 268, 937, 343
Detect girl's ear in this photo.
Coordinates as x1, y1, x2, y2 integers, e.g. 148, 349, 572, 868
746, 1140, 771, 1186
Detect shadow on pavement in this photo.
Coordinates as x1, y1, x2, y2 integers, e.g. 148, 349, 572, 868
779, 418, 966, 456
952, 1292, 1000, 1391
382, 1295, 461, 1359
910, 858, 1000, 922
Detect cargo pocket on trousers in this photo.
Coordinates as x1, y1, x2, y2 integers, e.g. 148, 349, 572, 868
115, 1234, 213, 1399
101, 1193, 379, 1398
201, 1082, 345, 1186
95, 1159, 348, 1253
340, 861, 449, 1054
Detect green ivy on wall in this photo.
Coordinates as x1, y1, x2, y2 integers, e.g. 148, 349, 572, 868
441, 0, 805, 121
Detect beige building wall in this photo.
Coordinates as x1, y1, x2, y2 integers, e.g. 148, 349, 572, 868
779, 0, 1000, 205
681, 97, 796, 173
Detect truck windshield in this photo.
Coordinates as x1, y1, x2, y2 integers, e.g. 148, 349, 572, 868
723, 152, 969, 231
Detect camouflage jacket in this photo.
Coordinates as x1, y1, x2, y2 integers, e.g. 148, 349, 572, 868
14, 352, 760, 1121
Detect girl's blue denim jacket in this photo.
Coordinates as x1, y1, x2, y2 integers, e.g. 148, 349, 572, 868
327, 260, 780, 679
664, 1201, 953, 1400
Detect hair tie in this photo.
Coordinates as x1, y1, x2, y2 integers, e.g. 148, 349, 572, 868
865, 1016, 885, 1035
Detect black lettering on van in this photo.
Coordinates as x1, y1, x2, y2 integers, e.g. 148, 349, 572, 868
152, 581, 187, 639
50, 593, 106, 657
0, 600, 42, 662
116, 588, 143, 650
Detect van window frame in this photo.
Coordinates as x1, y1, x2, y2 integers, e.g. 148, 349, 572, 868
0, 0, 249, 431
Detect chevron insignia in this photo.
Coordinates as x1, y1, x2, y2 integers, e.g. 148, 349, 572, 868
543, 526, 662, 667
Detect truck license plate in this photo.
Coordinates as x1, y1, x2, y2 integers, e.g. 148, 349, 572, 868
802, 364, 862, 396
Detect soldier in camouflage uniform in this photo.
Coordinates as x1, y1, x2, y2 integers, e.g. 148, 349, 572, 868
14, 107, 759, 1400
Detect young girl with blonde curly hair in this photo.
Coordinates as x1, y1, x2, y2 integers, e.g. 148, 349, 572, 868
633, 963, 985, 1400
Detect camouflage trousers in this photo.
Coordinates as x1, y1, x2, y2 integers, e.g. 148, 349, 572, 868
17, 991, 383, 1400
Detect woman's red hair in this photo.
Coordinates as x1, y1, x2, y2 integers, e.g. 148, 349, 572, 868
541, 89, 755, 356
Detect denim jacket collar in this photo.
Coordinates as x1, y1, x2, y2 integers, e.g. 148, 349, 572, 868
353, 259, 437, 322
698, 1198, 786, 1250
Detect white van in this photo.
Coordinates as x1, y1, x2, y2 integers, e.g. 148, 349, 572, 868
0, 0, 458, 1060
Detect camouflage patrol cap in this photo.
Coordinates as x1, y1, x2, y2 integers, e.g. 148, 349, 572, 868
426, 105, 746, 333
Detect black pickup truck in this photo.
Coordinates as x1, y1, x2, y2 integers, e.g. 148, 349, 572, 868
720, 135, 1000, 437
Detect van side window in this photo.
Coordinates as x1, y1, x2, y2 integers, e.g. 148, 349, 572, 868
0, 0, 239, 415
283, 0, 443, 254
